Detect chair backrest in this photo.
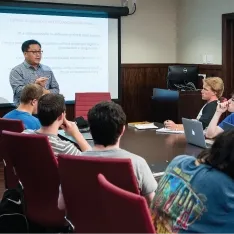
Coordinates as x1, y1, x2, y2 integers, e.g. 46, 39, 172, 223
0, 118, 24, 189
98, 174, 155, 233
0, 118, 24, 133
74, 92, 111, 119
58, 154, 139, 233
1, 130, 65, 227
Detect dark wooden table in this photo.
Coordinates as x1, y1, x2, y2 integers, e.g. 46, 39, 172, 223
0, 125, 204, 199
120, 125, 203, 173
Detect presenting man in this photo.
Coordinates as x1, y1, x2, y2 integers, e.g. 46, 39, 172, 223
9, 39, 59, 106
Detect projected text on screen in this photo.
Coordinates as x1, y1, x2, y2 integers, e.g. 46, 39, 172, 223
0, 12, 109, 102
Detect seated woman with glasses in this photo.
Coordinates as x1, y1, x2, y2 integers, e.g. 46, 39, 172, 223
151, 130, 234, 233
205, 93, 234, 138
164, 77, 224, 131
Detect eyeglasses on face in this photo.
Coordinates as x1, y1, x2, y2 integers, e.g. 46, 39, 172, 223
26, 51, 43, 55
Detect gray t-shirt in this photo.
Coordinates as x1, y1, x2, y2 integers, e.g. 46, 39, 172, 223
23, 129, 81, 156
80, 148, 158, 196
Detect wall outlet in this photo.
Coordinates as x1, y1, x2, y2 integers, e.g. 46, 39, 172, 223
132, 0, 137, 4
202, 54, 214, 64
202, 54, 207, 64
198, 74, 206, 79
121, 0, 128, 7
206, 55, 214, 64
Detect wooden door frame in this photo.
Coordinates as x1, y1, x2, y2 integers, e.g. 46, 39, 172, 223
222, 13, 234, 97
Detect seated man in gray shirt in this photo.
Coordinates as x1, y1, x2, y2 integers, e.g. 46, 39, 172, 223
10, 39, 59, 106
24, 93, 91, 156
58, 101, 158, 210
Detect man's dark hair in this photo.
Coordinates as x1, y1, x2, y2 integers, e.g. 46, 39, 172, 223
88, 101, 126, 147
197, 130, 234, 179
37, 94, 66, 126
21, 40, 41, 52
20, 84, 43, 104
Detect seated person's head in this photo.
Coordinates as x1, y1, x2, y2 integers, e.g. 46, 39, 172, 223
37, 93, 66, 127
197, 130, 234, 179
20, 84, 43, 114
88, 101, 126, 147
201, 77, 224, 101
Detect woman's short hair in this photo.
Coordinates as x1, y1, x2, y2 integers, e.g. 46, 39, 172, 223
203, 77, 224, 99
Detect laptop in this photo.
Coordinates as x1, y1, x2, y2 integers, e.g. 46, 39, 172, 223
58, 129, 93, 143
182, 118, 213, 148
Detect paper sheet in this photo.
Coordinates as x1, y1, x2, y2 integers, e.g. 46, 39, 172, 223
135, 123, 158, 130
156, 128, 184, 134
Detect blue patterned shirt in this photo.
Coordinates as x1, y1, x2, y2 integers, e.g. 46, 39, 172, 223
151, 155, 234, 233
9, 61, 59, 105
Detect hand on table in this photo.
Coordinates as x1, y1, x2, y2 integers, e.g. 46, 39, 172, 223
164, 120, 177, 130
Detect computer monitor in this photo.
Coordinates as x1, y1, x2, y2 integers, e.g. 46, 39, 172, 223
167, 65, 199, 90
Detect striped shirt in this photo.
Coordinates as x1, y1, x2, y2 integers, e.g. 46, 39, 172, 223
23, 130, 81, 156
9, 61, 59, 105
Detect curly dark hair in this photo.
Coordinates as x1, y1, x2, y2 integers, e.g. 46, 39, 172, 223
88, 101, 126, 147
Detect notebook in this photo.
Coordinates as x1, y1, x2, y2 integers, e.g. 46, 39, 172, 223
156, 128, 184, 134
135, 123, 158, 130
128, 121, 150, 127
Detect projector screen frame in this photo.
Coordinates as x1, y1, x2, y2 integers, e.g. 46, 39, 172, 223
0, 0, 129, 18
0, 0, 123, 107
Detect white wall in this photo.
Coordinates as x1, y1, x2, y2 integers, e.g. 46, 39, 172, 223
177, 0, 234, 65
16, 0, 177, 63
14, 0, 232, 64
121, 0, 177, 63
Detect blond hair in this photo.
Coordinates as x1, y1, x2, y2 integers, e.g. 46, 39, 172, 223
203, 77, 224, 99
20, 84, 44, 104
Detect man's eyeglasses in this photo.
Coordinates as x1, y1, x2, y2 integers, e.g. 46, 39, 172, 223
26, 51, 43, 55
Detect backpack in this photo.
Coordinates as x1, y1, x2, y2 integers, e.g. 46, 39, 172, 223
0, 184, 28, 233
0, 186, 72, 233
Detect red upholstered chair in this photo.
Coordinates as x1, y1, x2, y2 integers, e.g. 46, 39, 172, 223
1, 130, 65, 228
74, 92, 111, 119
0, 118, 24, 188
98, 173, 155, 233
58, 154, 139, 233
0, 118, 24, 132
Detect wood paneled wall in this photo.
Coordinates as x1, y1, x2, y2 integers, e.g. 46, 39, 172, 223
0, 64, 222, 122
121, 64, 222, 122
